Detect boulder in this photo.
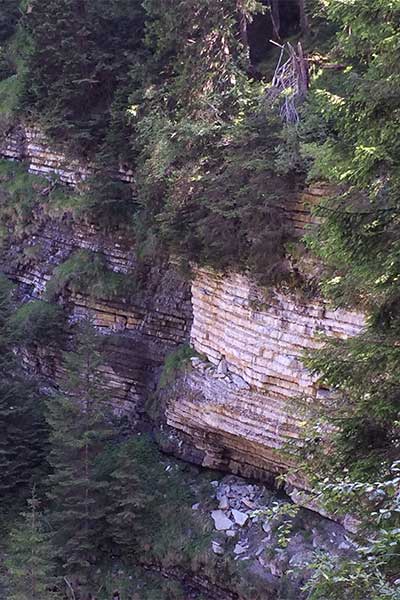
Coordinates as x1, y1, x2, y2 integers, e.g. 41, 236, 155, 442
231, 509, 249, 527
217, 358, 228, 375
211, 510, 234, 531
230, 373, 250, 390
234, 543, 247, 555
218, 495, 230, 510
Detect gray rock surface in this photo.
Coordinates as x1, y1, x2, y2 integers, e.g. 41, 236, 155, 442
211, 510, 234, 531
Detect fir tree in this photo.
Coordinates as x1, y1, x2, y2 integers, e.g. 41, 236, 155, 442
106, 438, 149, 556
18, 0, 146, 155
302, 0, 400, 477
5, 489, 59, 600
46, 319, 112, 585
0, 275, 49, 522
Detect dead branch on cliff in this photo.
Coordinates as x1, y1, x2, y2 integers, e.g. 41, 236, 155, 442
267, 41, 309, 125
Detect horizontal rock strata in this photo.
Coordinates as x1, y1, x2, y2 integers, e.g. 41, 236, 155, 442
0, 125, 326, 234
164, 268, 365, 486
2, 215, 192, 418
1, 125, 133, 185
1, 129, 366, 502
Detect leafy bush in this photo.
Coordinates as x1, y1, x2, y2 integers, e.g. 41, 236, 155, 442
302, 462, 400, 600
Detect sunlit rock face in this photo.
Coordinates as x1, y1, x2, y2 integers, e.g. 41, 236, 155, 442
163, 268, 365, 491
1, 126, 365, 505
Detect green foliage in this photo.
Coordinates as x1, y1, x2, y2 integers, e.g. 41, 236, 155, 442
98, 435, 212, 570
303, 0, 400, 311
4, 490, 60, 600
0, 75, 19, 126
0, 1, 20, 46
16, 0, 146, 156
302, 462, 400, 599
158, 344, 197, 390
75, 167, 137, 230
0, 273, 49, 523
252, 501, 300, 549
130, 0, 300, 281
0, 159, 42, 233
0, 159, 75, 237
294, 4, 400, 596
46, 320, 113, 583
298, 0, 400, 475
303, 327, 400, 479
2, 0, 303, 283
9, 300, 65, 345
95, 566, 187, 600
46, 250, 137, 301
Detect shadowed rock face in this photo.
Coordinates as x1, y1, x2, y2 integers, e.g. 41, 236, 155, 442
1, 127, 364, 504
0, 211, 192, 420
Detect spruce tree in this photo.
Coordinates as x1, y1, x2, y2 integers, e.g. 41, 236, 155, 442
106, 438, 149, 557
18, 0, 146, 155
0, 275, 48, 522
46, 319, 112, 585
4, 490, 59, 600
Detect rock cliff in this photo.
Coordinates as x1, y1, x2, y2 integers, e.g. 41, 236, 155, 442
162, 269, 364, 497
0, 126, 364, 498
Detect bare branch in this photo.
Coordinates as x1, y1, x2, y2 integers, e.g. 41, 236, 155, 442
266, 42, 309, 124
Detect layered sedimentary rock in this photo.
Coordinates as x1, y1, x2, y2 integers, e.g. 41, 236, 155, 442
164, 269, 364, 488
2, 214, 192, 418
0, 124, 327, 234
1, 125, 134, 184
0, 126, 365, 495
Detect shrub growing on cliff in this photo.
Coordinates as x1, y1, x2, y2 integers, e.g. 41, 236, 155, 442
46, 250, 137, 302
158, 344, 197, 390
10, 300, 65, 345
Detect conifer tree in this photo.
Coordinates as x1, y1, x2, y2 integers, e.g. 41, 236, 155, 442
0, 275, 48, 521
18, 0, 146, 154
106, 438, 150, 556
5, 489, 59, 600
46, 319, 112, 585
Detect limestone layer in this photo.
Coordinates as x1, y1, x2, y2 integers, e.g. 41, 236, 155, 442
1, 127, 366, 492
0, 125, 328, 234
2, 215, 191, 417
164, 269, 365, 485
1, 125, 134, 185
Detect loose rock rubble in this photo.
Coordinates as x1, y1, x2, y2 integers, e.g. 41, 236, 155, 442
193, 474, 357, 597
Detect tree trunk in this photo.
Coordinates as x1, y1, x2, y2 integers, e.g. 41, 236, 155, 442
269, 0, 281, 40
297, 0, 309, 34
